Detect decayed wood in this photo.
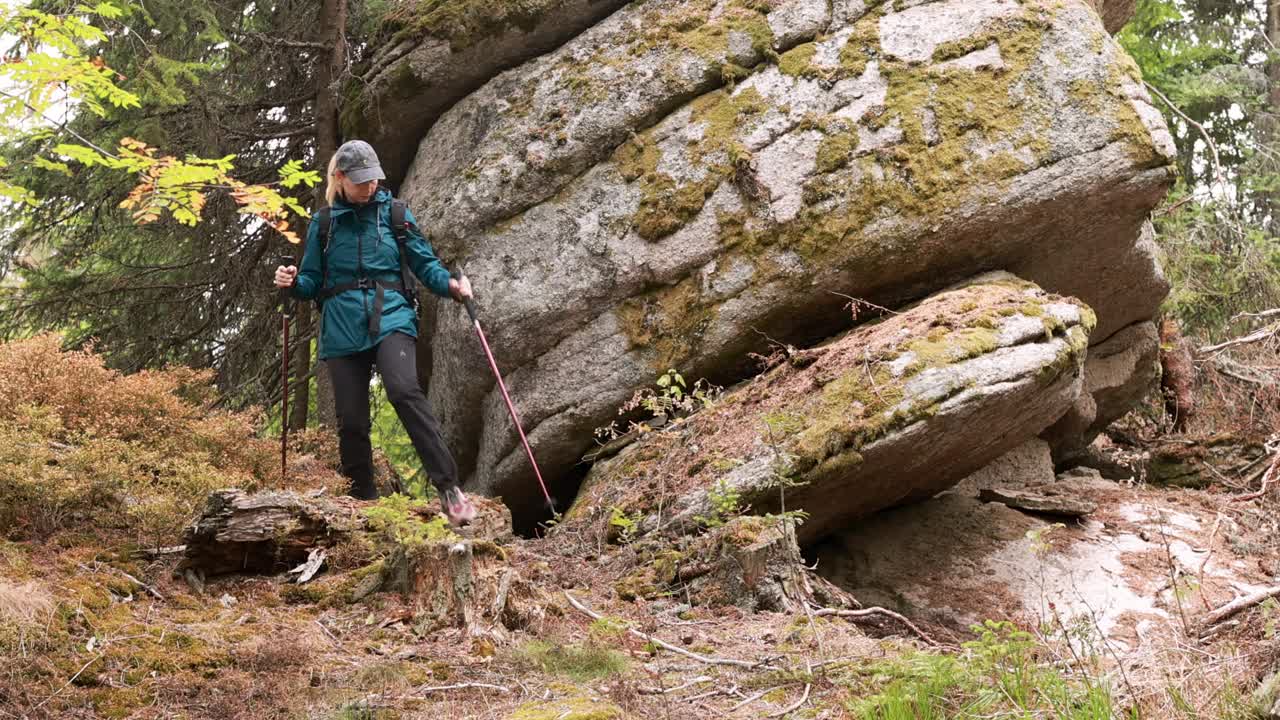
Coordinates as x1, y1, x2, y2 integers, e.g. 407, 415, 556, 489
685, 517, 813, 613
1160, 318, 1197, 432
978, 486, 1097, 517
813, 607, 940, 647
180, 489, 536, 635
379, 539, 542, 636
180, 489, 514, 578
179, 489, 365, 577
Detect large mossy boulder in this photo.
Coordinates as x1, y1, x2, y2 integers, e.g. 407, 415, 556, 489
345, 0, 633, 188
565, 274, 1093, 544
397, 0, 1172, 524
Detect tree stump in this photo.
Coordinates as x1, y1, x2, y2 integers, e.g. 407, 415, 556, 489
615, 516, 847, 613
379, 539, 542, 637
1160, 318, 1196, 431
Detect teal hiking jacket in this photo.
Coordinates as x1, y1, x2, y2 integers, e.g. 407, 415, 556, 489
291, 188, 453, 359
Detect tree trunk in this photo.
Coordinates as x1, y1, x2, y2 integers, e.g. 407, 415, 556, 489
311, 0, 348, 428
1269, 0, 1279, 119
1260, 0, 1280, 234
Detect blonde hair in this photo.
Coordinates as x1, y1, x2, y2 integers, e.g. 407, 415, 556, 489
324, 153, 341, 206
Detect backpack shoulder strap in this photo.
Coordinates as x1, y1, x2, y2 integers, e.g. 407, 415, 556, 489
316, 206, 332, 243
314, 206, 332, 305
390, 199, 408, 243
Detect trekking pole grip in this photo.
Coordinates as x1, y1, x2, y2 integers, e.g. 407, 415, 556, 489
278, 255, 295, 308
451, 268, 479, 324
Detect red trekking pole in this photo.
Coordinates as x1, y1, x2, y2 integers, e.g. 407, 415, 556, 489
452, 270, 555, 515
279, 254, 295, 482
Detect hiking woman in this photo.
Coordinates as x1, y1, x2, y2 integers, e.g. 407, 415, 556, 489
273, 140, 477, 526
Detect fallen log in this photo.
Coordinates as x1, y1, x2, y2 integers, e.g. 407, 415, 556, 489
179, 489, 512, 577
1202, 585, 1280, 630
177, 489, 537, 635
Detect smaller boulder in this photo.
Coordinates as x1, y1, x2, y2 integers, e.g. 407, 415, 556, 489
978, 486, 1097, 518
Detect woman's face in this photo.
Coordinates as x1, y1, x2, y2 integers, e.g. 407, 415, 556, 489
337, 171, 378, 205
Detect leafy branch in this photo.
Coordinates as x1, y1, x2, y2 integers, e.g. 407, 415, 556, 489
0, 1, 319, 241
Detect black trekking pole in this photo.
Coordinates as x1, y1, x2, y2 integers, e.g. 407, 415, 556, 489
279, 254, 295, 482
452, 270, 556, 515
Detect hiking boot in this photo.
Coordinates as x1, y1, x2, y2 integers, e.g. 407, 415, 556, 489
346, 472, 379, 501
440, 486, 477, 527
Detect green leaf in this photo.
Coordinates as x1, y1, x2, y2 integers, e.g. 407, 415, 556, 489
94, 2, 125, 19
53, 143, 111, 167
33, 156, 72, 175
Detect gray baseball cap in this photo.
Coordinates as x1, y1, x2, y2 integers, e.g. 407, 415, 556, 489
334, 140, 386, 184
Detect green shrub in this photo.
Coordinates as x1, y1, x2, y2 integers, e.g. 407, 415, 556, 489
847, 621, 1117, 719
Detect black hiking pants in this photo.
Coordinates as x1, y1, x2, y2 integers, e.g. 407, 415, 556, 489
327, 331, 459, 500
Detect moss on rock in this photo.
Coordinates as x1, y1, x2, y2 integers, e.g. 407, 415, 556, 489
610, 4, 1089, 361
381, 0, 570, 51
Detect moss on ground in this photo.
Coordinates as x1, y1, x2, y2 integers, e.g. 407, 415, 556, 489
615, 549, 684, 600
508, 693, 623, 720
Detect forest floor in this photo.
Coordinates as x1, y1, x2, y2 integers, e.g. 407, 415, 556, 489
4, 441, 1279, 720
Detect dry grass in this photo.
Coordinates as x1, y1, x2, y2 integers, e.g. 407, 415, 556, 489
0, 580, 54, 626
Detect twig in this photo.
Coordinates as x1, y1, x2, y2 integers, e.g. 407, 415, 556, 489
1202, 585, 1280, 628
685, 686, 733, 702
1143, 81, 1223, 190
730, 685, 784, 711
640, 676, 714, 695
414, 682, 511, 694
812, 606, 939, 647
1196, 514, 1223, 611
33, 653, 102, 710
1047, 603, 1089, 678
768, 683, 811, 718
1199, 619, 1240, 641
1074, 593, 1138, 702
827, 290, 900, 319
1155, 194, 1196, 217
1231, 450, 1280, 502
1231, 308, 1280, 323
132, 544, 186, 558
314, 619, 341, 647
1198, 324, 1279, 354
565, 591, 774, 669
863, 348, 885, 404
77, 562, 163, 601
1209, 357, 1278, 387
1153, 510, 1191, 635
